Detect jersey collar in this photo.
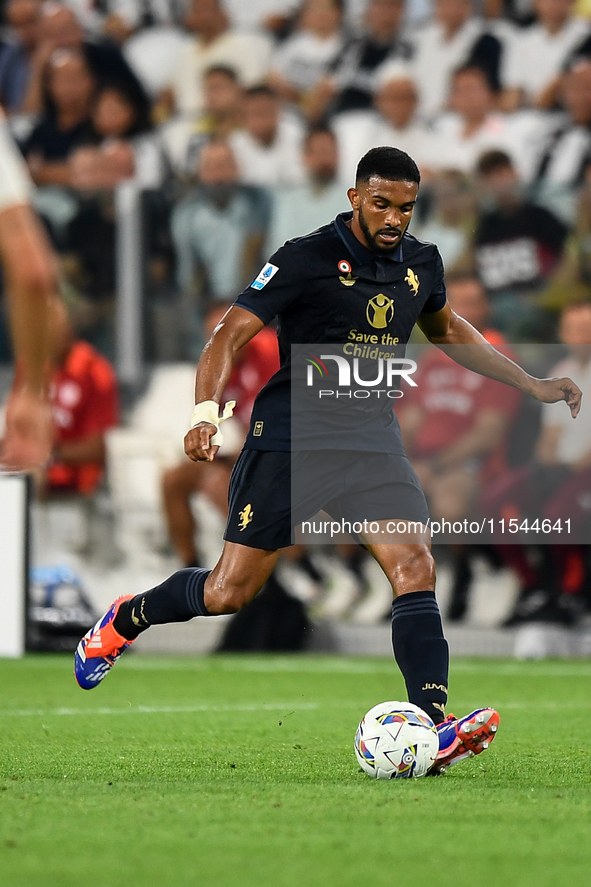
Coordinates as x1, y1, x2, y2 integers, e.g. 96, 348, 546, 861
334, 211, 404, 265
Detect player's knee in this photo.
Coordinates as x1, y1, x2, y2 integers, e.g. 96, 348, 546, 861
394, 546, 436, 592
205, 577, 258, 615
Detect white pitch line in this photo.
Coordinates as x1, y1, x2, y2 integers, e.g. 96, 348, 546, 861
2, 700, 591, 718
0, 702, 320, 718
122, 659, 591, 678
120, 659, 394, 675
8, 658, 591, 678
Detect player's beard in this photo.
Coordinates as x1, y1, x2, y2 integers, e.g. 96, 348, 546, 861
358, 204, 403, 253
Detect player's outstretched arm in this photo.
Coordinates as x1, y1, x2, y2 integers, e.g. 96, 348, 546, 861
184, 306, 264, 462
418, 303, 582, 418
0, 204, 58, 470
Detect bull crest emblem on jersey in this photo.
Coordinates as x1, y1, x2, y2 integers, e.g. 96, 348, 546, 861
366, 293, 394, 329
238, 503, 254, 531
405, 268, 420, 296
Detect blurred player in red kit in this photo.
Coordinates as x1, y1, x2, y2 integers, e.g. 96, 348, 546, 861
400, 275, 521, 524
40, 299, 118, 497
399, 275, 521, 619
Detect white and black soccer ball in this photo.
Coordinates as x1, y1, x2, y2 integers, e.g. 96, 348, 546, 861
354, 701, 439, 779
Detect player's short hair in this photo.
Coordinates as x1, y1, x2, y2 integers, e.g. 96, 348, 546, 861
476, 149, 513, 177
355, 146, 420, 186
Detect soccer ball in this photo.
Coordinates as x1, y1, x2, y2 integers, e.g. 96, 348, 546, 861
355, 701, 439, 779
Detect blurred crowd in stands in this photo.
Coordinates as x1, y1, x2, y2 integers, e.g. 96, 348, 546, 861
2, 0, 591, 641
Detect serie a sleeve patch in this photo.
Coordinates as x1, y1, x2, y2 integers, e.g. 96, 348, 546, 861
251, 262, 279, 290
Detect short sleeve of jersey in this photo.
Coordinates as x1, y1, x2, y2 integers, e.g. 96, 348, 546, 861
234, 242, 307, 326
420, 248, 447, 314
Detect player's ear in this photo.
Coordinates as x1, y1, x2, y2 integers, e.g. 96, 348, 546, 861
347, 187, 359, 210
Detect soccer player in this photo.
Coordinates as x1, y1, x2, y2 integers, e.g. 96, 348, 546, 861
75, 147, 582, 774
0, 109, 56, 470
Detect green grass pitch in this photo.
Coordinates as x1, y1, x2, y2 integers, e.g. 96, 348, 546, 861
1, 654, 591, 887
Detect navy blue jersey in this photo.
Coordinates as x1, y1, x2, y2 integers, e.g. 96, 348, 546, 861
234, 211, 446, 452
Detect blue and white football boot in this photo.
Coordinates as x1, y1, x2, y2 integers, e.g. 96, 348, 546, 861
74, 595, 136, 689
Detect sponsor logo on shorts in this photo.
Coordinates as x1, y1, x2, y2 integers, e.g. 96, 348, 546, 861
238, 503, 254, 531
251, 262, 279, 290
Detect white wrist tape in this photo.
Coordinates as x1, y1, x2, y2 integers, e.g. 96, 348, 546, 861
190, 400, 236, 447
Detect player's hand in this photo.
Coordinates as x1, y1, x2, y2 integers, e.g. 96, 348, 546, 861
530, 376, 582, 417
184, 421, 219, 462
1, 389, 53, 471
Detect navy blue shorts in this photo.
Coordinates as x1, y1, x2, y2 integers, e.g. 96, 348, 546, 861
224, 449, 429, 550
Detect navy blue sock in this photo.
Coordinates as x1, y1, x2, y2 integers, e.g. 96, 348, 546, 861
114, 569, 211, 640
391, 591, 449, 725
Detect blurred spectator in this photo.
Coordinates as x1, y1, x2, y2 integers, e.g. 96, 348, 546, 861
43, 298, 119, 498
101, 0, 186, 44
542, 158, 591, 308
535, 302, 591, 523
162, 0, 272, 118
470, 149, 568, 339
501, 0, 591, 111
21, 48, 96, 187
0, 0, 41, 112
23, 56, 160, 314
57, 81, 165, 311
162, 302, 279, 566
481, 0, 534, 26
413, 169, 475, 270
171, 138, 269, 315
430, 64, 517, 174
21, 2, 148, 116
267, 0, 345, 108
307, 0, 412, 121
122, 22, 191, 99
483, 302, 591, 624
528, 58, 591, 220
400, 276, 521, 619
229, 85, 306, 187
333, 65, 434, 184
400, 275, 520, 527
411, 0, 503, 119
74, 81, 163, 190
221, 0, 299, 31
162, 64, 243, 177
266, 126, 349, 253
